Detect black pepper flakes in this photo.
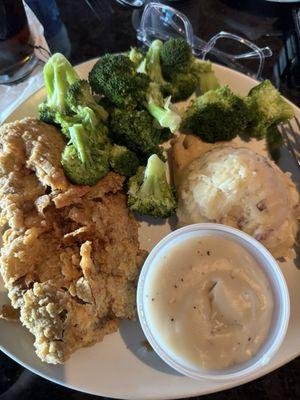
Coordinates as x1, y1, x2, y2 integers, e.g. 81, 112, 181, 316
248, 337, 251, 341
207, 250, 211, 256
181, 278, 184, 282
174, 285, 178, 289
151, 298, 155, 302
171, 318, 174, 322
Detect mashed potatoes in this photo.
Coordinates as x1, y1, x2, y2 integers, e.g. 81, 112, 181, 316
177, 146, 299, 258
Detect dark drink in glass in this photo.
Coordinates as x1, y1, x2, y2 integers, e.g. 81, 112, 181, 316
0, 0, 38, 84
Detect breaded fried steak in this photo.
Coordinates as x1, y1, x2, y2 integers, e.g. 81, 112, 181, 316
0, 118, 147, 364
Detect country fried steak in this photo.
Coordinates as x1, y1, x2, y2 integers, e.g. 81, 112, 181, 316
0, 118, 147, 364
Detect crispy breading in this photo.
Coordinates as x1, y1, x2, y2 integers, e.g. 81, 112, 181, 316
0, 118, 147, 364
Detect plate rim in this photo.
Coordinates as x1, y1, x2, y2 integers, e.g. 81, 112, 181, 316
1, 58, 300, 400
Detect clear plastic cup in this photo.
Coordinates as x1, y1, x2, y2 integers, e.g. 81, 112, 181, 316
137, 223, 290, 381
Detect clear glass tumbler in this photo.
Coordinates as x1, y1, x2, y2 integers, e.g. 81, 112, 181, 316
0, 0, 38, 84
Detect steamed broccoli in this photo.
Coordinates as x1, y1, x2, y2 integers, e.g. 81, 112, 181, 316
162, 71, 198, 102
88, 54, 149, 109
57, 111, 110, 185
146, 85, 181, 133
89, 52, 182, 133
129, 47, 145, 68
246, 80, 294, 139
109, 108, 168, 160
61, 142, 109, 185
109, 145, 140, 177
127, 154, 177, 218
138, 40, 166, 86
39, 53, 80, 124
55, 106, 109, 146
182, 86, 249, 142
160, 39, 219, 101
266, 124, 284, 161
160, 38, 192, 74
66, 79, 108, 121
191, 60, 220, 94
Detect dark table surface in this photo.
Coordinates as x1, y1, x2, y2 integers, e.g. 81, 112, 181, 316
1, 0, 300, 399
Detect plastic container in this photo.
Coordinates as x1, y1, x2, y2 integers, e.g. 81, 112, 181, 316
137, 223, 290, 381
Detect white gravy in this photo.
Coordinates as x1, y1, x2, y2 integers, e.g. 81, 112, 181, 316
146, 235, 274, 370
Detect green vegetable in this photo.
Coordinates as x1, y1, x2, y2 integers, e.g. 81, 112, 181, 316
39, 53, 79, 124
61, 143, 109, 185
191, 61, 220, 94
109, 108, 169, 160
160, 38, 192, 73
162, 71, 198, 102
266, 124, 284, 161
127, 154, 177, 218
128, 47, 145, 67
55, 106, 109, 146
89, 51, 181, 133
138, 40, 166, 86
147, 90, 181, 133
66, 79, 108, 121
160, 39, 219, 101
246, 80, 294, 139
109, 145, 140, 177
182, 86, 249, 142
88, 54, 149, 109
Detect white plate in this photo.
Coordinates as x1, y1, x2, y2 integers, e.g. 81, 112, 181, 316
1, 60, 299, 399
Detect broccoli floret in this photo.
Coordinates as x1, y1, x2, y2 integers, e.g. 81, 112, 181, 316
191, 60, 220, 94
147, 94, 181, 133
61, 143, 109, 185
246, 80, 294, 139
139, 40, 166, 86
266, 124, 284, 161
88, 54, 149, 109
160, 39, 219, 99
162, 71, 198, 102
109, 145, 139, 177
182, 86, 249, 142
109, 108, 166, 160
66, 79, 108, 121
127, 154, 177, 218
55, 106, 109, 146
129, 47, 145, 68
161, 38, 192, 74
89, 53, 181, 133
61, 123, 109, 185
38, 53, 79, 124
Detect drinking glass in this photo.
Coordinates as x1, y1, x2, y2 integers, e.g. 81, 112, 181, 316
0, 0, 38, 84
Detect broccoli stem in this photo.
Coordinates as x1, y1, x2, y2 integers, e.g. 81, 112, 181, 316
147, 99, 181, 133
140, 154, 164, 196
43, 53, 79, 112
69, 124, 90, 164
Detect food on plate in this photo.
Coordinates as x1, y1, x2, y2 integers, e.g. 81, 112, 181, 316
182, 79, 293, 148
136, 38, 219, 102
145, 235, 273, 369
182, 86, 249, 142
38, 53, 81, 125
89, 52, 181, 133
174, 145, 299, 258
246, 80, 294, 139
127, 154, 177, 218
109, 144, 140, 177
160, 38, 220, 98
109, 108, 172, 161
0, 118, 147, 364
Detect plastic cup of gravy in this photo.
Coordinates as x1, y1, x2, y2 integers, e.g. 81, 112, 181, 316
137, 223, 290, 381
